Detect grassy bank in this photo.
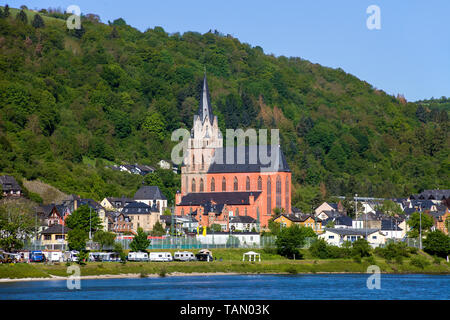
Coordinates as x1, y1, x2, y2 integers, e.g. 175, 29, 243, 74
1, 249, 449, 280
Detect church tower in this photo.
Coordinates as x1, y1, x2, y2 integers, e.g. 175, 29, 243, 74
180, 74, 222, 195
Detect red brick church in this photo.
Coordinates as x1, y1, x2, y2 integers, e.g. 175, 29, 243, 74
175, 75, 292, 231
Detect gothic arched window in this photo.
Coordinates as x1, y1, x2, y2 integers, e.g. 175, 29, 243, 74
257, 176, 262, 190
276, 176, 282, 208
211, 177, 215, 192
233, 177, 238, 191
285, 177, 289, 212
200, 178, 204, 192
246, 176, 250, 191
222, 177, 226, 191
235, 208, 239, 216
191, 179, 196, 192
267, 177, 271, 215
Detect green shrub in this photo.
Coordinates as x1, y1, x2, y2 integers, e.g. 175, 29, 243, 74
408, 247, 418, 254
352, 255, 362, 263
432, 256, 441, 265
365, 255, 376, 265
410, 256, 429, 269
285, 266, 298, 274
309, 239, 329, 259
351, 239, 371, 258
395, 255, 403, 265
140, 272, 148, 278
159, 267, 167, 277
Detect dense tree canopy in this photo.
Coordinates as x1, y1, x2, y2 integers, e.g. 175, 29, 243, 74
0, 6, 448, 211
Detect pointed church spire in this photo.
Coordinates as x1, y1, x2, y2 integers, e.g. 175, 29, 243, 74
198, 72, 214, 124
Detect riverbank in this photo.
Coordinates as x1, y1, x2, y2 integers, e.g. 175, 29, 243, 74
1, 256, 449, 282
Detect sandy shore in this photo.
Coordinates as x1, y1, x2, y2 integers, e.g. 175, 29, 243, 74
0, 272, 247, 283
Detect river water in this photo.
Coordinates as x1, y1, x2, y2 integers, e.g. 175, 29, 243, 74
0, 274, 448, 300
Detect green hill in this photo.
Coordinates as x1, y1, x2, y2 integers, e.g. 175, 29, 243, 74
0, 6, 448, 210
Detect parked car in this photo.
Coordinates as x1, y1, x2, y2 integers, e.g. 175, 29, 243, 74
195, 249, 213, 262
173, 251, 196, 261
127, 251, 149, 262
30, 251, 45, 262
149, 252, 173, 262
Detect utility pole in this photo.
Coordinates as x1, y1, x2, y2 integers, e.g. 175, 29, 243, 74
419, 209, 422, 250
355, 194, 358, 219
89, 207, 92, 240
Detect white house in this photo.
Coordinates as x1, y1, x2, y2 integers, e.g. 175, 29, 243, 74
196, 232, 260, 247
229, 215, 258, 232
319, 228, 386, 248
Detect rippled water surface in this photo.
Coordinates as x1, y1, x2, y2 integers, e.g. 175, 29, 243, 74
0, 274, 448, 300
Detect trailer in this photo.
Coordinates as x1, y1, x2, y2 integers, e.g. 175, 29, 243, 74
173, 251, 196, 261
149, 252, 173, 262
127, 252, 149, 262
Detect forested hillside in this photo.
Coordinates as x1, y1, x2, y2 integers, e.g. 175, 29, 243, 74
0, 6, 448, 210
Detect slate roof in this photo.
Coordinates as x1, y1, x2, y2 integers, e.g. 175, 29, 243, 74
324, 228, 380, 236
381, 219, 403, 231
178, 191, 261, 206
160, 215, 198, 224
202, 202, 225, 215
207, 145, 290, 173
0, 175, 21, 192
134, 186, 167, 201
107, 197, 135, 208
277, 213, 321, 223
122, 202, 152, 214
324, 215, 353, 227
41, 224, 71, 234
230, 215, 257, 224
410, 189, 450, 200
196, 74, 214, 125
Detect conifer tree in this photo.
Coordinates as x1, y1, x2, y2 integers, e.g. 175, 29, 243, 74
32, 13, 45, 28
4, 4, 10, 17
16, 10, 27, 24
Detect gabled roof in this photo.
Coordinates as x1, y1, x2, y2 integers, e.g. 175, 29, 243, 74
324, 215, 353, 227
381, 218, 403, 231
178, 191, 261, 206
41, 224, 71, 235
230, 215, 257, 224
324, 228, 380, 236
123, 202, 152, 214
208, 145, 290, 173
276, 213, 321, 223
106, 197, 135, 208
410, 189, 450, 200
134, 186, 167, 201
0, 175, 21, 192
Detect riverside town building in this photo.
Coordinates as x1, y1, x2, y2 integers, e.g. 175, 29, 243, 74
175, 75, 292, 231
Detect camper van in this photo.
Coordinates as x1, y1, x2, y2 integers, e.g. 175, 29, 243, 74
65, 251, 79, 262
127, 252, 149, 262
48, 251, 63, 262
173, 251, 196, 261
149, 252, 173, 262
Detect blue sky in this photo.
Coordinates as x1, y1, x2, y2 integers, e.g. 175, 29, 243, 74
6, 0, 450, 101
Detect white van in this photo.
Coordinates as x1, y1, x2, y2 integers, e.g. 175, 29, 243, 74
149, 252, 173, 262
49, 251, 63, 262
128, 252, 149, 262
173, 251, 196, 261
